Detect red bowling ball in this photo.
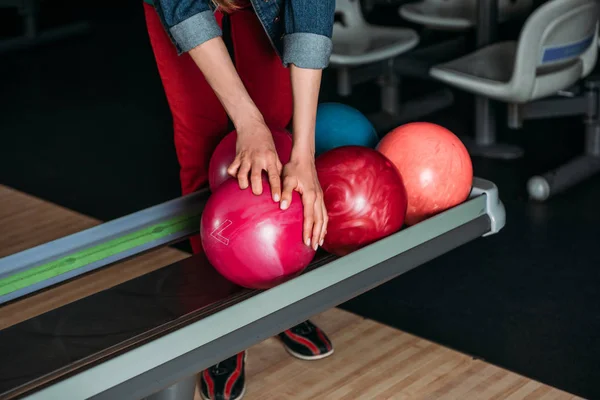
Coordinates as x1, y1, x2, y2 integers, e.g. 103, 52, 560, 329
377, 122, 473, 226
316, 145, 408, 256
208, 127, 293, 191
200, 177, 316, 289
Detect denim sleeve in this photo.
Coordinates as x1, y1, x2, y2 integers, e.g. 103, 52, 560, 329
282, 0, 335, 69
153, 0, 221, 54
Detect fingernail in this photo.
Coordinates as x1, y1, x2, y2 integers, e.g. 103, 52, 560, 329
313, 243, 318, 251
280, 200, 288, 210
273, 193, 280, 202
320, 238, 324, 246
305, 238, 310, 246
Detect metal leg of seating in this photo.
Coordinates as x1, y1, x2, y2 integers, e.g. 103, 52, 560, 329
21, 0, 38, 38
457, 0, 523, 160
380, 59, 400, 116
527, 80, 600, 201
337, 67, 352, 97
368, 59, 455, 133
0, 0, 91, 54
143, 375, 197, 400
459, 97, 525, 159
332, 36, 467, 133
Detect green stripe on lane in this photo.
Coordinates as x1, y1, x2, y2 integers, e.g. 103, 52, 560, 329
0, 213, 200, 297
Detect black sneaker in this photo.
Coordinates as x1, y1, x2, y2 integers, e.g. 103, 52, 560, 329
200, 352, 246, 400
278, 320, 334, 360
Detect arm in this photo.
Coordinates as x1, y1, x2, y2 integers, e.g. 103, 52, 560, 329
153, 1, 281, 197
289, 65, 320, 162
188, 38, 263, 128
188, 38, 282, 197
278, 0, 335, 249
283, 65, 327, 250
152, 0, 259, 122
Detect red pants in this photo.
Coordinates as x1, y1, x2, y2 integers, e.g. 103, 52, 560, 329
144, 3, 293, 253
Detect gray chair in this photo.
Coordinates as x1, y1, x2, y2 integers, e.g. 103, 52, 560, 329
399, 0, 532, 31
330, 0, 419, 125
330, 0, 456, 132
331, 0, 420, 68
429, 0, 599, 200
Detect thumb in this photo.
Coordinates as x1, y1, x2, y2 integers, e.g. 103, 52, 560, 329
280, 175, 297, 210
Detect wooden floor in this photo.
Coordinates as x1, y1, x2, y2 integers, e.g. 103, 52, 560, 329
0, 185, 581, 399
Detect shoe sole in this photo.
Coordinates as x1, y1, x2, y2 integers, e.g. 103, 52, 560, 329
200, 383, 247, 400
283, 346, 335, 361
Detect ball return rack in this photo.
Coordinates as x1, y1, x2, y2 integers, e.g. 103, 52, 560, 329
0, 177, 505, 400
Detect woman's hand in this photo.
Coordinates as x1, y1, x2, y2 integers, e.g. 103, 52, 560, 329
280, 156, 328, 250
186, 37, 283, 201
227, 118, 283, 202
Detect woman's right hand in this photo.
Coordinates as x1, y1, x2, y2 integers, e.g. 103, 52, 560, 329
226, 117, 283, 202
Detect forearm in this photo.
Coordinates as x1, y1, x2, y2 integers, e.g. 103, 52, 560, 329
290, 65, 322, 161
188, 37, 263, 128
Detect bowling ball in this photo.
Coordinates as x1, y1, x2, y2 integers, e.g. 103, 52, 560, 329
208, 127, 293, 191
315, 102, 378, 156
316, 146, 408, 256
377, 122, 473, 226
200, 177, 316, 289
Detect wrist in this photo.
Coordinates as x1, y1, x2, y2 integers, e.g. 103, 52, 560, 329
231, 105, 265, 133
290, 144, 315, 164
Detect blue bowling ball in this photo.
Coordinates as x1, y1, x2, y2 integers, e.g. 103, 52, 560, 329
315, 102, 378, 156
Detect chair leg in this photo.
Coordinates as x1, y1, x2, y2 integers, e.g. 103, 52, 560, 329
527, 80, 600, 201
337, 67, 352, 97
458, 96, 524, 159
19, 0, 38, 38
380, 60, 400, 116
369, 60, 454, 134
143, 376, 197, 400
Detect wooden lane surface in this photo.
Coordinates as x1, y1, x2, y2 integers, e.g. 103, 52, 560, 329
0, 185, 580, 399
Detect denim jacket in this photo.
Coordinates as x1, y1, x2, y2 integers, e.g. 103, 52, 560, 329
145, 0, 335, 69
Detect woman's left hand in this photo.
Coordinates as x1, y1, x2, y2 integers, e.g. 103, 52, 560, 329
280, 156, 328, 251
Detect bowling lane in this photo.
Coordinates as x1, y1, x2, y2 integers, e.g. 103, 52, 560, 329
0, 185, 189, 329
0, 185, 577, 399
0, 185, 327, 399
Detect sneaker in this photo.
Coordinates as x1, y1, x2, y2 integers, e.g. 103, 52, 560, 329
278, 320, 334, 360
200, 352, 246, 400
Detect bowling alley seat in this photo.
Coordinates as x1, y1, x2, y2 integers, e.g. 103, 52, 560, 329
329, 0, 455, 132
399, 0, 532, 31
429, 0, 599, 201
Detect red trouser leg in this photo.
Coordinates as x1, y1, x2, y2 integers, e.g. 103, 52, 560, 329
144, 4, 292, 253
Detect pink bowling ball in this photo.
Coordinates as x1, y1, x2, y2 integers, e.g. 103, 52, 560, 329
200, 176, 315, 289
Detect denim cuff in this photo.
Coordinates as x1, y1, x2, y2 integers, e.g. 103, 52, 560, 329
170, 10, 222, 54
283, 33, 333, 69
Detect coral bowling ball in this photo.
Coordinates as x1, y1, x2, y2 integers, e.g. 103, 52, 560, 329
200, 177, 316, 289
316, 145, 408, 256
377, 122, 473, 225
